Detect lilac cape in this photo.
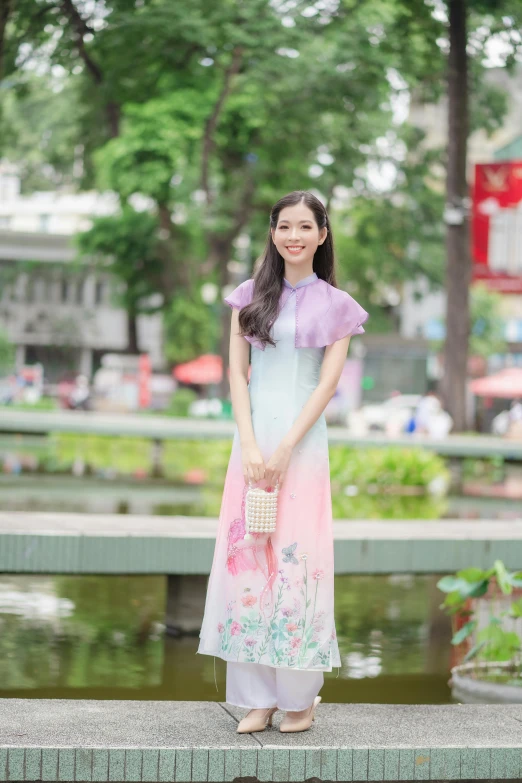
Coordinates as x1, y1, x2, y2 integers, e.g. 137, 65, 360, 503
224, 274, 369, 351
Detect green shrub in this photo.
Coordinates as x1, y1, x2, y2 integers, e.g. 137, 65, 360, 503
329, 445, 450, 491
34, 436, 453, 506
5, 397, 58, 411
332, 492, 447, 520
462, 456, 505, 484
164, 388, 198, 417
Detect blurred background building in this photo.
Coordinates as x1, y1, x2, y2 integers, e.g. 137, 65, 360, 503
400, 62, 522, 376
0, 163, 164, 380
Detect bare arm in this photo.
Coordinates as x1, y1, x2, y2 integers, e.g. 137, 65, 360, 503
228, 308, 254, 446
281, 335, 351, 449
228, 308, 265, 483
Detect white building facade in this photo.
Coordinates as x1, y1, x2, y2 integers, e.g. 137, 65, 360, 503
0, 162, 164, 380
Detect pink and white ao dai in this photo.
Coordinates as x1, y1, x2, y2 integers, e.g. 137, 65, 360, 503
197, 271, 369, 671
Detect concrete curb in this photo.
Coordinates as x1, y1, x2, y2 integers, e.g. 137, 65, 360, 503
2, 514, 522, 575
1, 700, 522, 781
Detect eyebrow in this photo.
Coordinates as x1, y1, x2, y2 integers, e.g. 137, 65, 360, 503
278, 219, 313, 223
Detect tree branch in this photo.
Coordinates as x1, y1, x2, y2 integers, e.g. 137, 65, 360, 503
60, 0, 120, 136
0, 0, 11, 79
60, 0, 103, 85
205, 161, 257, 280
200, 45, 243, 204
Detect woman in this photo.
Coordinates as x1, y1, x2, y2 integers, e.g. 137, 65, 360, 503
197, 190, 369, 733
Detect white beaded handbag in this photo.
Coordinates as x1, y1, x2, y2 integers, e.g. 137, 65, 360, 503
243, 479, 280, 540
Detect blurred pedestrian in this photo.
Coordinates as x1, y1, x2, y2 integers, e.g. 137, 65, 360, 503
414, 391, 439, 435
69, 375, 90, 410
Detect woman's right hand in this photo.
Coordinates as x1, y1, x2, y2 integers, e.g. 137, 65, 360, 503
241, 441, 265, 485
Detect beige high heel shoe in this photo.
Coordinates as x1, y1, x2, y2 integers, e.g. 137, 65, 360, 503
236, 706, 278, 733
279, 696, 321, 732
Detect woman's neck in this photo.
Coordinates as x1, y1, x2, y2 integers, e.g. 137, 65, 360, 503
283, 266, 315, 287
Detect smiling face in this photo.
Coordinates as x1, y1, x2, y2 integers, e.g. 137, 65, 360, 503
271, 201, 327, 270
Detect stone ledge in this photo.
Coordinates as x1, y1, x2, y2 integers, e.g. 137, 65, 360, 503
1, 700, 522, 781
2, 514, 522, 575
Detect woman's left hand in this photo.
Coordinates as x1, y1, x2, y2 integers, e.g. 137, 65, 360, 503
264, 440, 293, 488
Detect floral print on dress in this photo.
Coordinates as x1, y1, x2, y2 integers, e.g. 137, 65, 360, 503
217, 541, 334, 668
225, 485, 279, 620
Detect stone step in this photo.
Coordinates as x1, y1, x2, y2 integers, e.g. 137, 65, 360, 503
1, 513, 522, 575
1, 699, 522, 781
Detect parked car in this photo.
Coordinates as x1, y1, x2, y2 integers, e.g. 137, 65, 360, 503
347, 394, 423, 434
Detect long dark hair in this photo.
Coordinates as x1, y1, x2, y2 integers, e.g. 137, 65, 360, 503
238, 190, 338, 349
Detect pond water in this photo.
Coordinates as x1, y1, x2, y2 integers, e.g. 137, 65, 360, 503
0, 573, 452, 704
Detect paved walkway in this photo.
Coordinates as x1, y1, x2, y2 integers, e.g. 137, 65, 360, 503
1, 699, 522, 781
1, 513, 522, 574
1, 409, 521, 458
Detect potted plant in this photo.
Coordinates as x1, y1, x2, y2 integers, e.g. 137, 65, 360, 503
437, 560, 522, 703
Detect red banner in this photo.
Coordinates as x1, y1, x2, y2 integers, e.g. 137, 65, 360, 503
472, 161, 522, 293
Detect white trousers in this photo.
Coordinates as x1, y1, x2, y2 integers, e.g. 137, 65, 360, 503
226, 661, 324, 711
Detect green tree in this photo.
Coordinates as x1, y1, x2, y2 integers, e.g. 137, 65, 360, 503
441, 0, 521, 430
75, 206, 165, 353
332, 132, 447, 322
7, 0, 401, 388
468, 283, 507, 359
5, 0, 520, 405
0, 329, 14, 372
0, 72, 85, 190
163, 294, 216, 365
379, 0, 521, 429
327, 0, 521, 428
430, 281, 507, 360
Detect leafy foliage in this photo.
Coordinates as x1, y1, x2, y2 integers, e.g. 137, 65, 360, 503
430, 282, 508, 358
162, 294, 217, 364
2, 0, 521, 368
329, 444, 450, 489
469, 283, 508, 358
438, 561, 522, 668
74, 205, 165, 315
0, 329, 14, 371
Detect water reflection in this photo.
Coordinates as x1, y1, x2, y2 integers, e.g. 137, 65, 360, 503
344, 651, 382, 678
0, 475, 200, 515
0, 573, 452, 704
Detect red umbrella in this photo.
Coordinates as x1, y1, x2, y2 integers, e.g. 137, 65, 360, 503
173, 354, 223, 384
470, 368, 522, 399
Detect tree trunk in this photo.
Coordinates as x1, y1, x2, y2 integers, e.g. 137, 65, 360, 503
0, 0, 11, 79
157, 202, 188, 297
441, 0, 472, 432
106, 100, 120, 139
127, 310, 139, 354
